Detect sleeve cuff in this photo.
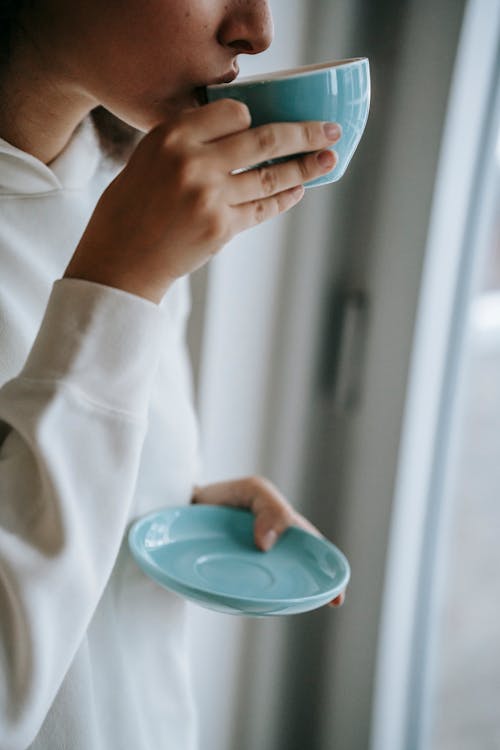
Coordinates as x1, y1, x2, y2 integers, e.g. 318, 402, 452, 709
20, 278, 167, 417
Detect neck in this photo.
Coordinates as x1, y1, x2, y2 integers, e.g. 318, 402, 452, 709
0, 40, 97, 164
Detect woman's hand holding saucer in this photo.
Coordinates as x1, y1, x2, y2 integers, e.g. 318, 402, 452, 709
192, 475, 346, 608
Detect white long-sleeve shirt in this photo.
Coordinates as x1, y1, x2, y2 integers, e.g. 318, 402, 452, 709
0, 119, 200, 749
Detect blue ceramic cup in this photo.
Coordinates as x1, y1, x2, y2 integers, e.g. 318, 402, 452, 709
205, 57, 370, 188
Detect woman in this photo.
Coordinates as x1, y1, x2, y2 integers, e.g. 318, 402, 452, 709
0, 1, 344, 748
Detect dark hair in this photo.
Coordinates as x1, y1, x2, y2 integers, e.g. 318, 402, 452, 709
0, 0, 139, 162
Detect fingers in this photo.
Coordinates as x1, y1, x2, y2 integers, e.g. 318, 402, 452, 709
192, 477, 347, 608
180, 99, 252, 142
192, 476, 297, 551
229, 148, 337, 207
252, 491, 296, 551
218, 119, 341, 172
227, 141, 338, 231
229, 168, 320, 231
329, 592, 346, 608
229, 184, 304, 230
193, 477, 316, 552
152, 109, 340, 243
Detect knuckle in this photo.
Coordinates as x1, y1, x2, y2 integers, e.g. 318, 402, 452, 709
247, 475, 267, 493
257, 165, 278, 196
191, 184, 211, 212
223, 98, 251, 127
255, 125, 278, 155
247, 475, 294, 527
175, 154, 201, 189
159, 122, 183, 151
253, 198, 268, 224
153, 119, 173, 139
302, 122, 318, 148
297, 157, 311, 182
200, 204, 228, 243
204, 216, 224, 242
248, 475, 280, 499
185, 179, 230, 244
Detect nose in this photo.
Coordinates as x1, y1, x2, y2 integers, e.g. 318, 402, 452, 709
218, 0, 274, 55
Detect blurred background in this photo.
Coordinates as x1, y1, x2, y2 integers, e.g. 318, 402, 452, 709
184, 1, 500, 749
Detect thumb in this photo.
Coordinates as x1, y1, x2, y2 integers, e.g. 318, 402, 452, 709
253, 511, 288, 552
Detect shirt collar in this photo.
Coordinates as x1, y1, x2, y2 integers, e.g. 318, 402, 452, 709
0, 117, 102, 195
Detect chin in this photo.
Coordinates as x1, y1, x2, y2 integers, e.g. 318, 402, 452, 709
168, 91, 205, 114
114, 89, 203, 134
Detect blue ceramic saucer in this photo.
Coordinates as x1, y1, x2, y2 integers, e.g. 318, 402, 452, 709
128, 505, 350, 616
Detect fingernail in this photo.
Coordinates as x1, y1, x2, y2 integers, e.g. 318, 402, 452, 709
323, 122, 341, 141
262, 529, 278, 551
329, 593, 345, 607
317, 150, 335, 169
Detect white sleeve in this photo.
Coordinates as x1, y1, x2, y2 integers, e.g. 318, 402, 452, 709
0, 278, 165, 749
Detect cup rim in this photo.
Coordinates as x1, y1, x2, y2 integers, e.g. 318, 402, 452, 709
207, 57, 368, 89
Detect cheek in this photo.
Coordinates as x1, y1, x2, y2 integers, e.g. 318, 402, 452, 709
88, 36, 176, 105
75, 4, 217, 125
107, 29, 200, 89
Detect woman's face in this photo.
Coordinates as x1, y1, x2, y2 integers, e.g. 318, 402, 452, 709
33, 0, 274, 131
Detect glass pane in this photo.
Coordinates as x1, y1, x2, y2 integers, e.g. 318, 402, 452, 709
428, 126, 500, 749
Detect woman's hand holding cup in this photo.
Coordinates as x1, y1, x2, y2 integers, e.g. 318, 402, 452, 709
64, 99, 341, 303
